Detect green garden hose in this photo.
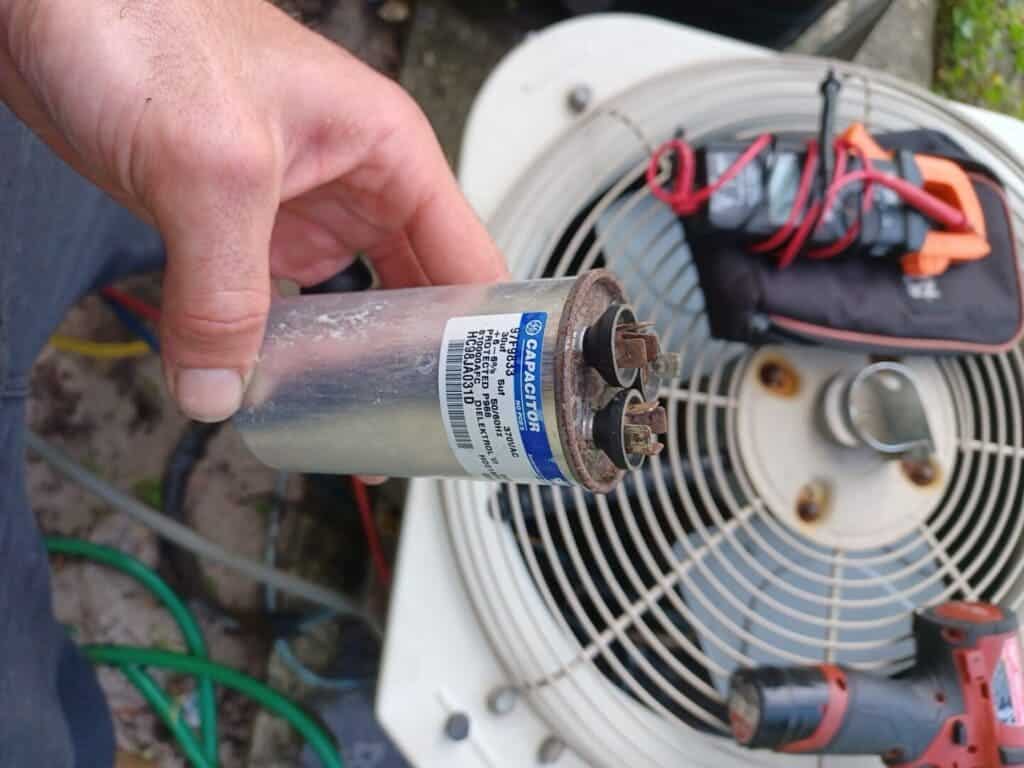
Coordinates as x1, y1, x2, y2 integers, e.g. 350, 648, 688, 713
121, 665, 211, 768
46, 537, 219, 766
88, 646, 342, 768
46, 537, 344, 768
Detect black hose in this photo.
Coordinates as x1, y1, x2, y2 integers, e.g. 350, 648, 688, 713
160, 420, 312, 634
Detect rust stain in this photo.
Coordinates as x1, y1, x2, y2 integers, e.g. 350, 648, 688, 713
758, 356, 801, 398
796, 480, 830, 524
902, 456, 942, 488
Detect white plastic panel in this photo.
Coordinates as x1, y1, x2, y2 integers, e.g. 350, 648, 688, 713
381, 13, 1024, 768
460, 14, 766, 225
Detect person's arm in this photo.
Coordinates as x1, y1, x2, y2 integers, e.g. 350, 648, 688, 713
0, 0, 507, 422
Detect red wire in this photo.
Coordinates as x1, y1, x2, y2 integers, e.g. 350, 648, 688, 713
823, 168, 969, 230
806, 142, 867, 260
647, 134, 773, 217
350, 477, 391, 586
806, 221, 861, 261
749, 141, 820, 254
647, 132, 974, 268
778, 201, 823, 269
100, 287, 162, 323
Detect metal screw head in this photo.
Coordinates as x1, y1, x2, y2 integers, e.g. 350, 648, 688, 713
796, 480, 829, 523
758, 357, 800, 397
902, 455, 938, 487
567, 84, 593, 114
487, 686, 519, 715
538, 736, 567, 764
444, 712, 471, 742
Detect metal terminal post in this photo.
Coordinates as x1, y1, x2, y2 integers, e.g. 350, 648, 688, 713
626, 400, 668, 443
651, 351, 682, 380
583, 304, 669, 400
581, 307, 669, 471
593, 390, 667, 470
615, 323, 660, 369
623, 424, 656, 454
583, 305, 643, 388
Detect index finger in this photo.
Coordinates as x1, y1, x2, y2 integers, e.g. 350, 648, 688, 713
363, 107, 510, 288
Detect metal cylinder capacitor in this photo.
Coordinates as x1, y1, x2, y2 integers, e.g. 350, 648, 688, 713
234, 270, 671, 493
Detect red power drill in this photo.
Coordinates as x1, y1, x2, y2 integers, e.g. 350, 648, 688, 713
728, 602, 1024, 766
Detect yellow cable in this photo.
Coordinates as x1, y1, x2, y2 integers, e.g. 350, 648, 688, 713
49, 335, 151, 359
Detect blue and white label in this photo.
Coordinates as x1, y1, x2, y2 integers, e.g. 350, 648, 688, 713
439, 312, 568, 484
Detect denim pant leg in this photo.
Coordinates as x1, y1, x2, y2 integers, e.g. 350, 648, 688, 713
0, 105, 164, 766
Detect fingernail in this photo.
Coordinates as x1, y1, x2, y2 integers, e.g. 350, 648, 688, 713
176, 368, 245, 422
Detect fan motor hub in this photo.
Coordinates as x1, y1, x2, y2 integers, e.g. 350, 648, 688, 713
735, 346, 956, 550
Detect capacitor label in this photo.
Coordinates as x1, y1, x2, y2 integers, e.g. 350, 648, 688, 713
439, 312, 568, 484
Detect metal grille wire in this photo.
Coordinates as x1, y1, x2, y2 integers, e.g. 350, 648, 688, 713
445, 57, 1024, 768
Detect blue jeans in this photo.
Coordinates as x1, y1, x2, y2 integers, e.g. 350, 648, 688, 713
1, 105, 164, 766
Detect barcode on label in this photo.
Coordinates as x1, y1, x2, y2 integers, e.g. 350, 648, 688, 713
444, 340, 473, 450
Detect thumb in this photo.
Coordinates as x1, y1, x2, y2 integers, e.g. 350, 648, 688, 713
152, 136, 279, 423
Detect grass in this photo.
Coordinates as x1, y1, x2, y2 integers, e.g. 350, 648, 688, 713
934, 0, 1024, 118
133, 477, 163, 509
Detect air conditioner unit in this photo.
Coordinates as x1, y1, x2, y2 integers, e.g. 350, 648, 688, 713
378, 14, 1024, 768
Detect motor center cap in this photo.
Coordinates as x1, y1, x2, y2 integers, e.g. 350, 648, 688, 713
735, 347, 956, 550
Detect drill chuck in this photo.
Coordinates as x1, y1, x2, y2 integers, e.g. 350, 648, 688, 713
728, 666, 834, 751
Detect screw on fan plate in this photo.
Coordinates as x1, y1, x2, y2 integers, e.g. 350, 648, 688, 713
796, 479, 830, 524
444, 712, 471, 741
567, 84, 593, 114
538, 736, 567, 764
486, 686, 519, 715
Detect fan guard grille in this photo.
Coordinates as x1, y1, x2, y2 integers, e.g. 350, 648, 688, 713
445, 57, 1024, 768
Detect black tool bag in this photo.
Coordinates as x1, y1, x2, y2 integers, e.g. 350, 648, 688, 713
690, 130, 1023, 355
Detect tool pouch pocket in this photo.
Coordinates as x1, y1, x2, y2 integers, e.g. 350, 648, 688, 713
691, 130, 1023, 355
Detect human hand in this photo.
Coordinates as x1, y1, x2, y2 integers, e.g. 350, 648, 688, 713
0, 0, 508, 422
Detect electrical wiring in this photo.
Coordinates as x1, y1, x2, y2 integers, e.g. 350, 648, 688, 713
645, 132, 973, 269
26, 431, 383, 637
160, 421, 232, 611
48, 335, 151, 359
46, 537, 344, 768
164, 425, 379, 688
46, 537, 219, 765
264, 473, 365, 691
647, 134, 774, 217
100, 286, 162, 323
162, 422, 353, 637
87, 646, 343, 768
101, 296, 161, 353
271, 617, 363, 691
351, 477, 391, 586
48, 286, 161, 359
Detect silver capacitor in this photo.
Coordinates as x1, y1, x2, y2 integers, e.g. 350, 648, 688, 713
234, 270, 671, 493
